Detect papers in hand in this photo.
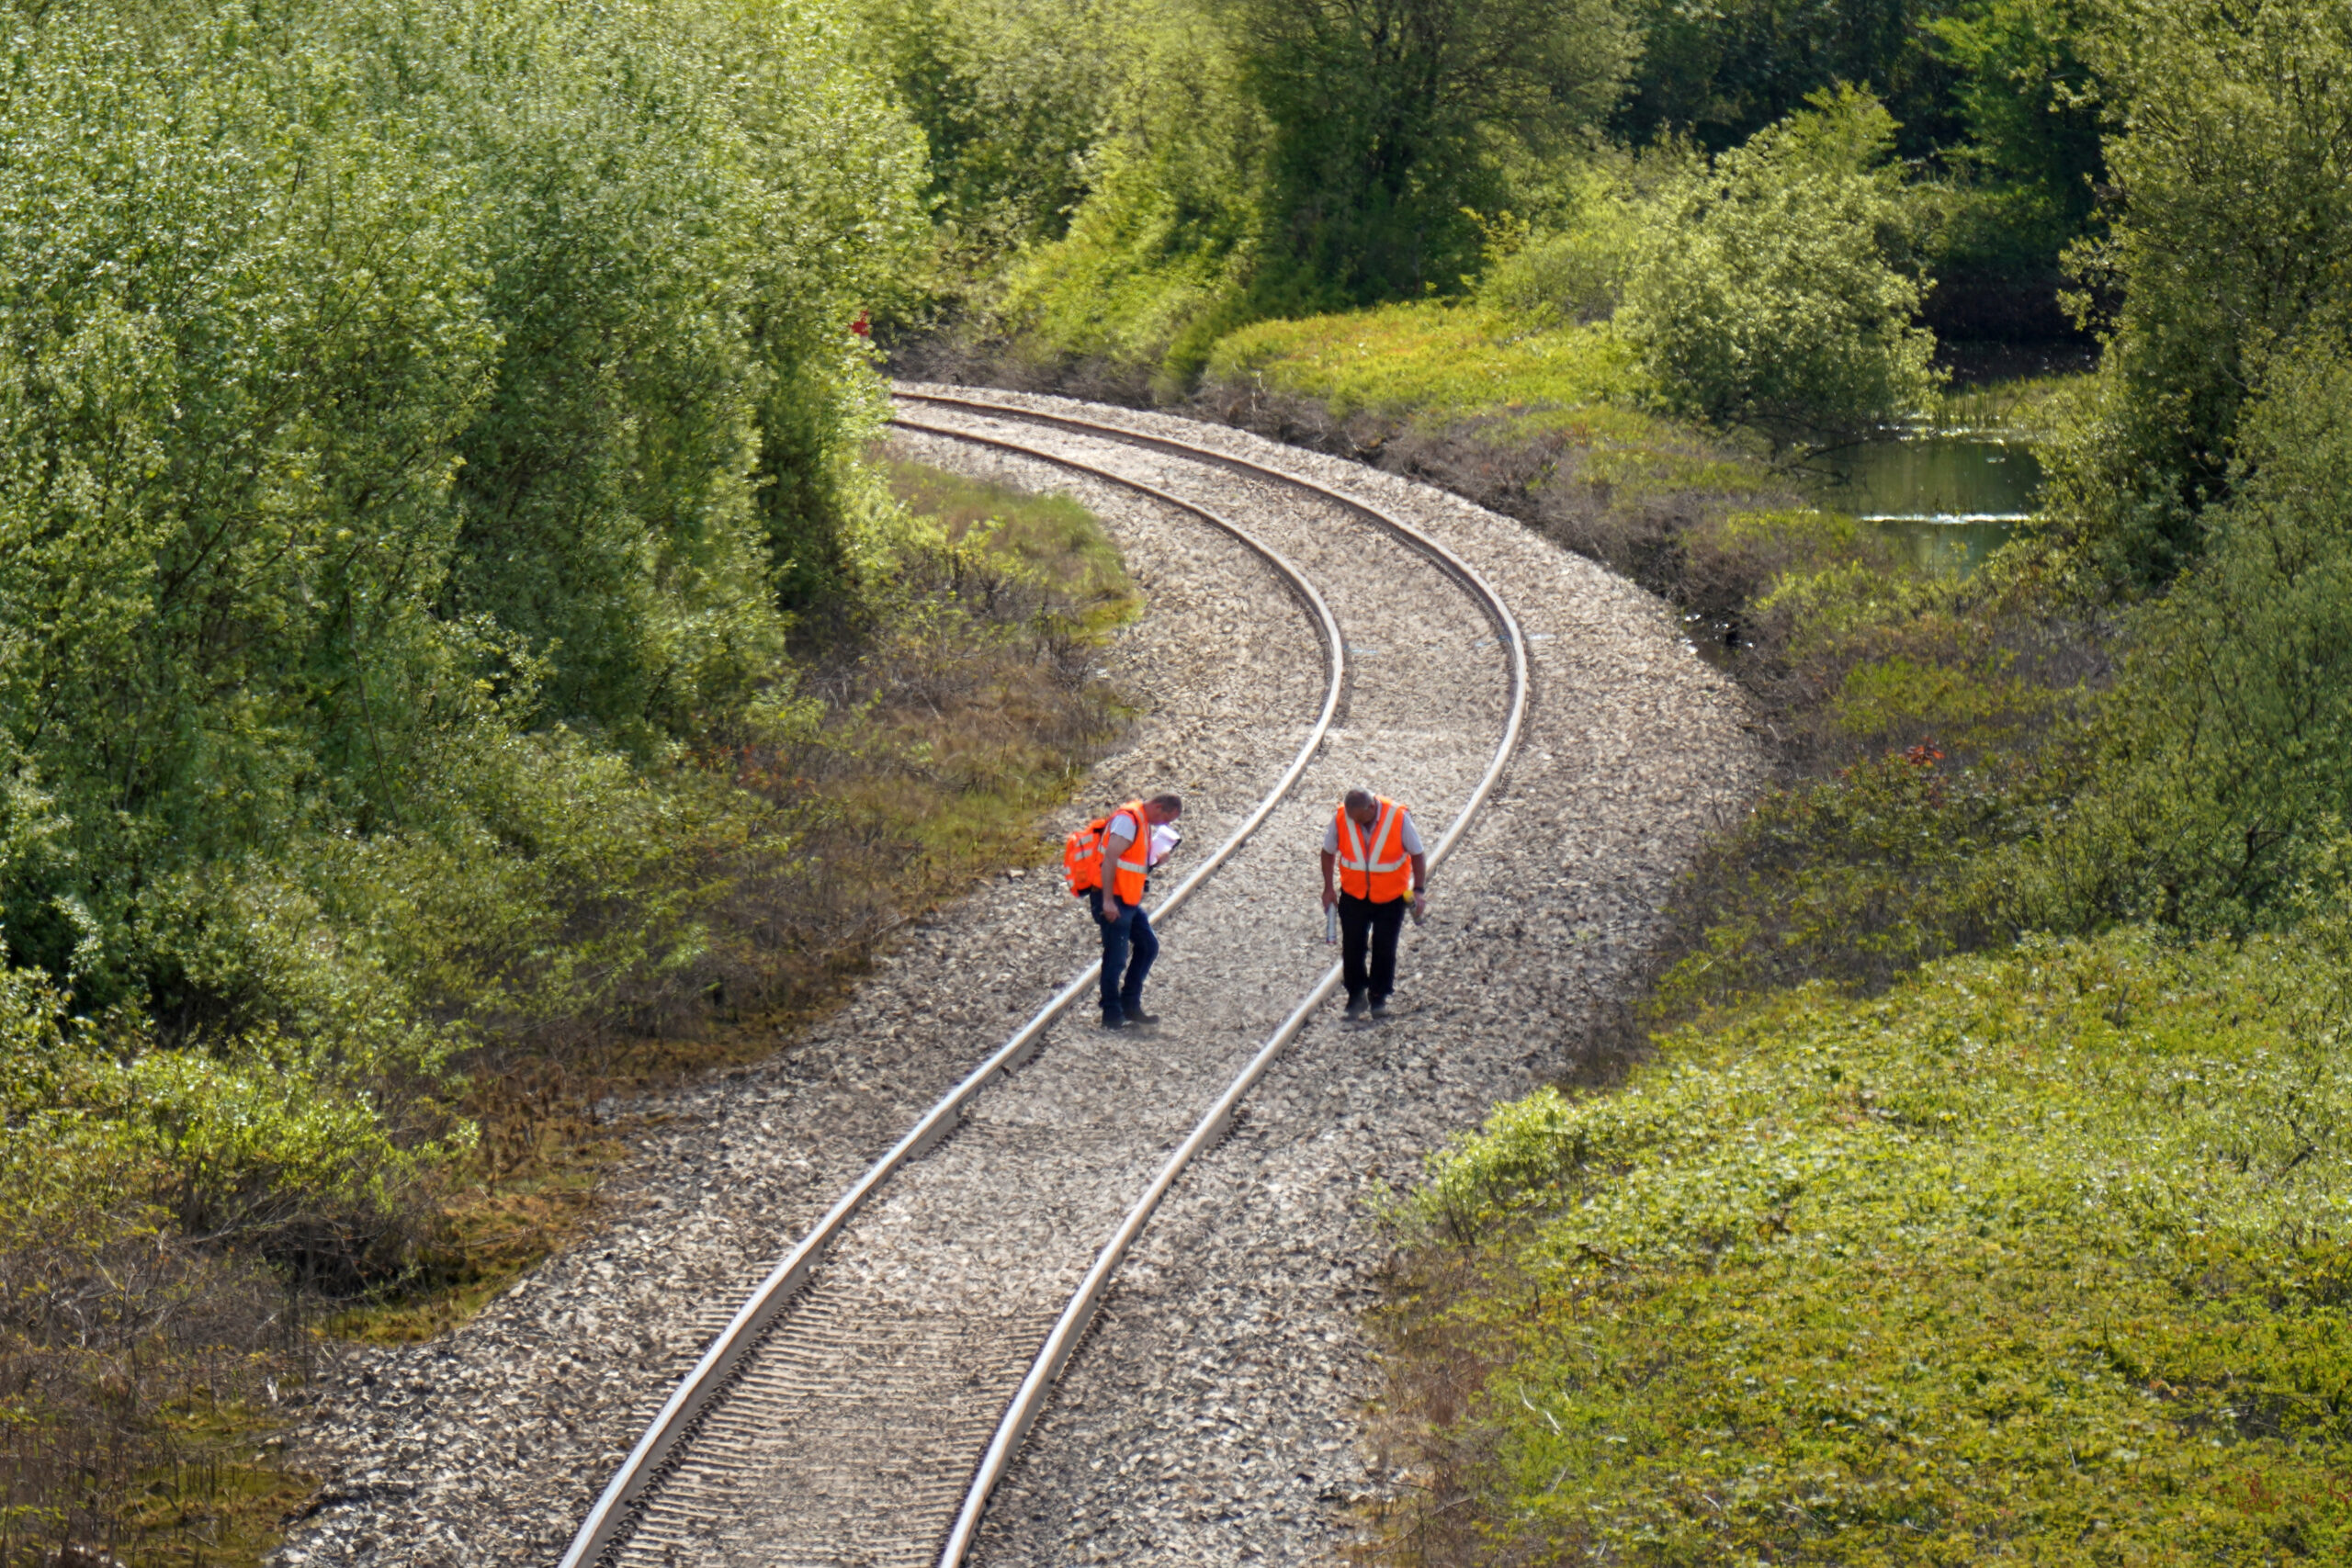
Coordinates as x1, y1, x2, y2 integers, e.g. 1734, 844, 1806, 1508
1148, 824, 1182, 867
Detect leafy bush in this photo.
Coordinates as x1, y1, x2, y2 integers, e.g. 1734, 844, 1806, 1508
1620, 88, 1943, 441
0, 0, 922, 1044
1655, 743, 2064, 1010
989, 129, 1272, 390
2020, 344, 2352, 935
1475, 193, 1644, 328
863, 0, 1133, 272
1228, 0, 1637, 304
2044, 0, 2352, 590
1384, 925, 2352, 1564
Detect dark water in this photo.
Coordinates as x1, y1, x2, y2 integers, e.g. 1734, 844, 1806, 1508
1802, 436, 2043, 576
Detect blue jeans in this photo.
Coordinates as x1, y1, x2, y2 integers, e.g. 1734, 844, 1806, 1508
1085, 886, 1157, 1020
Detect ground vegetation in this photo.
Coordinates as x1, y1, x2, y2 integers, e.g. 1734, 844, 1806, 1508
0, 1, 1136, 1559
14, 0, 2352, 1559
1288, 4, 2352, 1561
1378, 924, 2352, 1563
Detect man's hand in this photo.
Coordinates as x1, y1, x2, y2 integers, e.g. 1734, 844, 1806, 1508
1100, 895, 1124, 923
1320, 886, 1337, 910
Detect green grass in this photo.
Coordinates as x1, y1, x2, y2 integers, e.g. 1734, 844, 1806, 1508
1202, 300, 1778, 506
1928, 371, 2095, 438
883, 459, 1144, 634
1385, 925, 2352, 1564
1206, 301, 1647, 423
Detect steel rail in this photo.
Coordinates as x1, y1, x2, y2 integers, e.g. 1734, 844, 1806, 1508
558, 420, 1349, 1568
914, 388, 1531, 1568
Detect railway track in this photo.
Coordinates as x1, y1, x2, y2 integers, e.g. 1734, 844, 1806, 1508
559, 389, 1529, 1568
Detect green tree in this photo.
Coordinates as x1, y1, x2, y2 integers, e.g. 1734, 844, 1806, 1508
987, 6, 1274, 384
866, 0, 1131, 267
1931, 0, 2105, 233
2044, 0, 2352, 589
2023, 344, 2352, 933
1616, 0, 1967, 155
0, 0, 922, 1038
1620, 88, 1940, 440
1226, 0, 1638, 302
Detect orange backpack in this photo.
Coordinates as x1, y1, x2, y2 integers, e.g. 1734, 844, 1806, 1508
1062, 815, 1114, 895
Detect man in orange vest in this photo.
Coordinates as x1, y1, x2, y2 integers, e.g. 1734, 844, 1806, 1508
1080, 793, 1183, 1029
1319, 788, 1427, 1020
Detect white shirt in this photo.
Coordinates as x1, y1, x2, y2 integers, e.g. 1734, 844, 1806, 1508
1102, 811, 1179, 869
1323, 807, 1424, 856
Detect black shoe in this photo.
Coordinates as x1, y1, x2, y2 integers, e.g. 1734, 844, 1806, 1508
1123, 1009, 1161, 1025
1344, 995, 1369, 1020
1369, 1000, 1391, 1020
1101, 1011, 1126, 1030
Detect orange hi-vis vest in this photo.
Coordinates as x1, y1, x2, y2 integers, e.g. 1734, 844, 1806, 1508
1335, 797, 1413, 903
1065, 800, 1152, 903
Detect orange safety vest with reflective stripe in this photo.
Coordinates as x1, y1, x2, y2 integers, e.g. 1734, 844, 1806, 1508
1100, 799, 1152, 905
1335, 797, 1413, 903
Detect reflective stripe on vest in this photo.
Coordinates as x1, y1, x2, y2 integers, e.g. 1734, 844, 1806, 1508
1335, 797, 1412, 902
1107, 800, 1150, 905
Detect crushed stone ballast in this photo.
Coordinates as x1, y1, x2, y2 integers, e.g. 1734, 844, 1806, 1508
561, 395, 1522, 1566
267, 387, 1757, 1568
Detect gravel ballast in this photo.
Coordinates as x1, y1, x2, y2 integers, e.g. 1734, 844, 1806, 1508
268, 389, 1761, 1566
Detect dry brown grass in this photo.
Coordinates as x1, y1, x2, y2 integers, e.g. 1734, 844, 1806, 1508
1, 1227, 314, 1568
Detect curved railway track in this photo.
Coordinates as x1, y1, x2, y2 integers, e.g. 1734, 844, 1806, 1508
559, 390, 1530, 1568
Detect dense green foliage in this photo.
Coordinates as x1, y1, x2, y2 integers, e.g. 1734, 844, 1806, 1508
865, 0, 1127, 265
1621, 90, 1941, 438
0, 0, 923, 1259
2026, 346, 2352, 932
1396, 927, 2352, 1562
904, 0, 2131, 388
1227, 0, 1635, 303
1619, 0, 1963, 155
2044, 0, 2352, 588
1928, 0, 2104, 259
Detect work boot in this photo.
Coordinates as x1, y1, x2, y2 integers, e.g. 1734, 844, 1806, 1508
1101, 1010, 1126, 1030
1369, 999, 1391, 1020
1344, 995, 1369, 1020
1124, 1009, 1161, 1026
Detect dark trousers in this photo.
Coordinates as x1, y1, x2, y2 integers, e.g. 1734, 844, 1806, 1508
1086, 886, 1157, 1020
1339, 892, 1407, 1004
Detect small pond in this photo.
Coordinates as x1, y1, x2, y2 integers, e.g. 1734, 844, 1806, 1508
1799, 435, 2043, 577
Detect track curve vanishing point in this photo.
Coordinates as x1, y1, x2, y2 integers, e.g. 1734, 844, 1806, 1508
561, 397, 1528, 1565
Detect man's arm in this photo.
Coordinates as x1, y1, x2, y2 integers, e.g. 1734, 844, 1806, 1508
1401, 810, 1429, 897
1101, 815, 1136, 920
1320, 850, 1338, 908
